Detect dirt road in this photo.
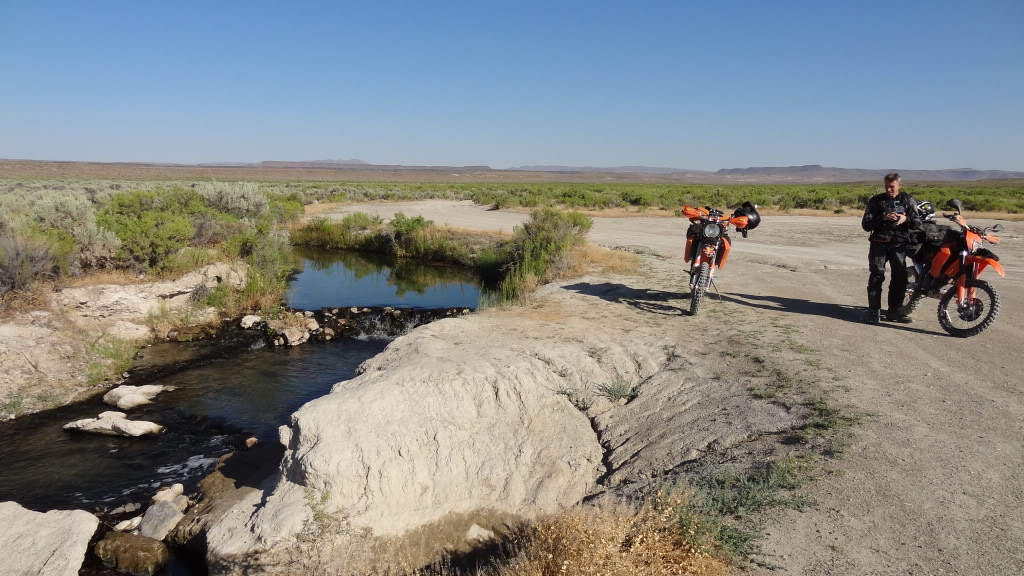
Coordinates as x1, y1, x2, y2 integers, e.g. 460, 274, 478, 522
323, 201, 1024, 575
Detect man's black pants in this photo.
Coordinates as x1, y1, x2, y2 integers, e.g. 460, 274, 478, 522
867, 241, 908, 311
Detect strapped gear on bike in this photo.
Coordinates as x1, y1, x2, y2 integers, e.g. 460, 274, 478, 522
916, 200, 935, 222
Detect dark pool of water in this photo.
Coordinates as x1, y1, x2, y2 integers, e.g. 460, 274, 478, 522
0, 339, 386, 513
287, 247, 483, 310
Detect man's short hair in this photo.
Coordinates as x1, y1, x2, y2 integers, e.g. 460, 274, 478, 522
884, 172, 901, 184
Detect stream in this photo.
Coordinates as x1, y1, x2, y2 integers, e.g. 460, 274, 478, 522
0, 249, 482, 520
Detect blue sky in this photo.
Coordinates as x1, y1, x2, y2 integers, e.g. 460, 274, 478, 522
1, 1, 1021, 170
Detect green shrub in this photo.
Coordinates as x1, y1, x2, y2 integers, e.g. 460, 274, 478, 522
98, 208, 195, 270
266, 194, 304, 224
195, 181, 268, 219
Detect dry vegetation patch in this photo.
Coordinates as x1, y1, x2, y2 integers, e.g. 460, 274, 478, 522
490, 501, 727, 576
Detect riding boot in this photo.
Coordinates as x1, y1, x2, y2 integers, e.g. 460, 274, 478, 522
865, 288, 882, 324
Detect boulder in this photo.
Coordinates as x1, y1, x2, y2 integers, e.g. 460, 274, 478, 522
0, 501, 99, 576
205, 314, 639, 562
104, 385, 173, 410
138, 501, 184, 541
64, 411, 163, 437
94, 532, 169, 576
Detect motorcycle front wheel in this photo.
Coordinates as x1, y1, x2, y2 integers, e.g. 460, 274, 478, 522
937, 279, 1000, 338
690, 262, 710, 316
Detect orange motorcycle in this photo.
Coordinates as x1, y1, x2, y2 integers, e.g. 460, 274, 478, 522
905, 199, 1005, 337
681, 201, 760, 315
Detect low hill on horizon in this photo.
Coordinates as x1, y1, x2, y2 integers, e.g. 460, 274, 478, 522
2, 159, 1022, 184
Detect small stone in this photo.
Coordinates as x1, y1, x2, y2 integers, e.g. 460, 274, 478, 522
305, 319, 319, 331
152, 483, 184, 504
240, 315, 262, 329
466, 524, 495, 541
350, 307, 359, 313
110, 502, 142, 516
122, 372, 130, 378
280, 327, 308, 346
303, 311, 314, 318
114, 516, 143, 532
245, 437, 258, 448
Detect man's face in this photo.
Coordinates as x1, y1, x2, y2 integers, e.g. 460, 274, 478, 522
885, 179, 901, 198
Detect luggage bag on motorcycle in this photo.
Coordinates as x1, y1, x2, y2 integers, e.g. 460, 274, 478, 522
684, 223, 700, 262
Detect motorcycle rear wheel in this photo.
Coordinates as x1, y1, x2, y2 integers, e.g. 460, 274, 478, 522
937, 279, 1000, 338
690, 262, 710, 316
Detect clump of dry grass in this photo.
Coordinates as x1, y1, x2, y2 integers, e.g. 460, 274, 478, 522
562, 244, 642, 278
144, 300, 215, 338
61, 268, 147, 287
0, 280, 54, 317
492, 499, 726, 576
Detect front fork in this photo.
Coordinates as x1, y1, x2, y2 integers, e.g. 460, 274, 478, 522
955, 251, 979, 307
688, 240, 721, 289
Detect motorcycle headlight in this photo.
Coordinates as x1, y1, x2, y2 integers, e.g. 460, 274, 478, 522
971, 239, 982, 252
702, 223, 722, 239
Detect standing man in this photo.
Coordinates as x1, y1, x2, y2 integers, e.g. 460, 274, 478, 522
861, 172, 920, 324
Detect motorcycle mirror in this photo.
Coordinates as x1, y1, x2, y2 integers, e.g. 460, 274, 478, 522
991, 223, 1004, 232
947, 199, 964, 213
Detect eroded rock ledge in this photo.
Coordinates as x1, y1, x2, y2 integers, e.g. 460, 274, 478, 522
204, 264, 797, 572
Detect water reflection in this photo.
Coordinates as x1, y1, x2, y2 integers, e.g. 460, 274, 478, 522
287, 248, 482, 310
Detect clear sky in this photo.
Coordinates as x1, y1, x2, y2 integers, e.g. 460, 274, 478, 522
1, 1, 1021, 170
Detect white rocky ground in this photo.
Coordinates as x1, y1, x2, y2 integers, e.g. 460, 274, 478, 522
204, 254, 801, 569
0, 262, 245, 420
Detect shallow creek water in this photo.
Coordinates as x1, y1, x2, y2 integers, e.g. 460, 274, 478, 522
0, 250, 482, 515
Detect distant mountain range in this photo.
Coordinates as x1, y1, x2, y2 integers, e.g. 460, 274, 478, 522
511, 164, 1024, 182
513, 165, 710, 174
199, 159, 369, 168
2, 159, 1022, 184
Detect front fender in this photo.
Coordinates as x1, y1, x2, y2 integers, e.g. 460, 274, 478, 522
969, 255, 1005, 278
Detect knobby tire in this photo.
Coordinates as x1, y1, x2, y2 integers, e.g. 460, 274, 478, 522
937, 279, 1000, 338
690, 262, 710, 316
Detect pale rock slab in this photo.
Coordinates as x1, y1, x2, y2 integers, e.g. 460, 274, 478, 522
138, 501, 184, 541
0, 501, 99, 576
64, 411, 164, 437
104, 385, 174, 410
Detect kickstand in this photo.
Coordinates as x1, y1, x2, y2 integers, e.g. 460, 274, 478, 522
710, 278, 722, 301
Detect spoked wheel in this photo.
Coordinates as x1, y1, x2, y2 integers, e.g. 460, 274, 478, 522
937, 280, 1000, 338
690, 262, 710, 316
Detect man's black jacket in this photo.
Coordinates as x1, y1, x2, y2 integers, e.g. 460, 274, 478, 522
861, 192, 921, 245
